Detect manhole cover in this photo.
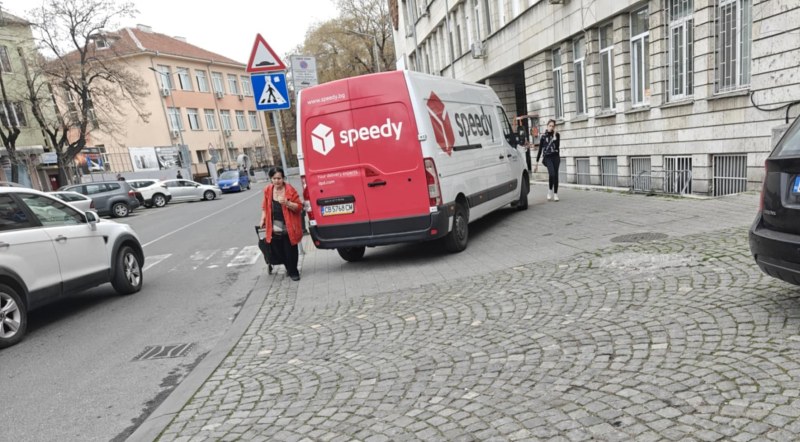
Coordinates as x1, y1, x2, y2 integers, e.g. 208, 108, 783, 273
133, 343, 194, 361
610, 232, 668, 243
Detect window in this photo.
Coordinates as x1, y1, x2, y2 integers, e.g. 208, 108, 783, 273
248, 111, 259, 130
156, 65, 173, 89
227, 74, 239, 95
599, 23, 615, 110
196, 150, 206, 163
669, 0, 694, 99
18, 194, 82, 227
630, 7, 650, 105
211, 72, 224, 93
195, 70, 209, 92
0, 102, 28, 127
0, 46, 12, 72
240, 76, 252, 96
235, 110, 247, 130
220, 110, 232, 130
187, 108, 201, 130
168, 107, 183, 130
716, 0, 751, 92
573, 37, 587, 115
204, 109, 218, 130
95, 38, 109, 49
552, 49, 564, 119
177, 68, 192, 91
0, 195, 33, 231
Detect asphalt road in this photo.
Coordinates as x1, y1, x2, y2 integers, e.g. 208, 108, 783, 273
0, 184, 269, 442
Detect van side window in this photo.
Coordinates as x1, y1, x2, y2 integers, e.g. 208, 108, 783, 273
496, 106, 515, 145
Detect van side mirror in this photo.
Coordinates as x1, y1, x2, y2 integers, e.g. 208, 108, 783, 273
506, 133, 519, 147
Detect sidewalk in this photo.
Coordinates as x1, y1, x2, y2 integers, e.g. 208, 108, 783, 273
131, 185, 763, 441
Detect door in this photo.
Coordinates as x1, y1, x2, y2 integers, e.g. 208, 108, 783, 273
0, 194, 62, 306
164, 180, 195, 201
17, 194, 107, 293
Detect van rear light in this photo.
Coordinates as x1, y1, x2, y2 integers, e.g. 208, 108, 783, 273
301, 176, 314, 220
424, 157, 442, 207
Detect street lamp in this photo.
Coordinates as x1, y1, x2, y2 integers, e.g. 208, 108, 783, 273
346, 30, 381, 73
148, 66, 192, 180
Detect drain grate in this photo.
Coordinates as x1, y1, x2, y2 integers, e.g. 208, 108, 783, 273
610, 232, 668, 243
133, 343, 194, 361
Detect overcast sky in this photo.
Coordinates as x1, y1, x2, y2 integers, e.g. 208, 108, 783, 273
2, 0, 340, 63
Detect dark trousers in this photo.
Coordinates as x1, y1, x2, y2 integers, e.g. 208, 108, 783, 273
525, 148, 532, 172
269, 233, 299, 277
543, 156, 560, 193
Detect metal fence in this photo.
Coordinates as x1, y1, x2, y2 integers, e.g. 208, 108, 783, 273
712, 154, 747, 196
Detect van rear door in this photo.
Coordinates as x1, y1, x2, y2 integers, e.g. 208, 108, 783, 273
300, 72, 429, 239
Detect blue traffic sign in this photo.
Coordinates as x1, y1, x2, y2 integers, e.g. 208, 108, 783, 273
252, 72, 290, 111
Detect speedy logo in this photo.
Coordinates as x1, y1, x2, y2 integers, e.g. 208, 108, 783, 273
311, 123, 335, 155
427, 92, 455, 156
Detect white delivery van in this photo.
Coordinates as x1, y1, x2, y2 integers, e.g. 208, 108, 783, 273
297, 70, 529, 261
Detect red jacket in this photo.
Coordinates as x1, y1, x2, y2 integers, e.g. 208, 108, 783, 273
262, 183, 303, 246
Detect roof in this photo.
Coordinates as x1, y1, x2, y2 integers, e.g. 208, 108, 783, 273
62, 26, 244, 67
0, 10, 31, 26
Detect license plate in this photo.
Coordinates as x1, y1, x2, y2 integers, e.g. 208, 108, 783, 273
794, 177, 800, 194
321, 203, 354, 216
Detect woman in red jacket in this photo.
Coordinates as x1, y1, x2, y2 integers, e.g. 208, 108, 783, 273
260, 167, 304, 280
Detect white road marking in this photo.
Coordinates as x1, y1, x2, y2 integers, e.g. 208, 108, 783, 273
228, 246, 262, 267
143, 254, 171, 271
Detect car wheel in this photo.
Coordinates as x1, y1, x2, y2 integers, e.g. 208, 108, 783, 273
516, 178, 529, 211
444, 203, 469, 253
337, 246, 366, 262
152, 194, 167, 207
0, 283, 27, 349
112, 245, 143, 295
112, 202, 130, 217
203, 190, 216, 200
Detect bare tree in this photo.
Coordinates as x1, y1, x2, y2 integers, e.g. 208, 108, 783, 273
25, 0, 150, 185
0, 68, 23, 182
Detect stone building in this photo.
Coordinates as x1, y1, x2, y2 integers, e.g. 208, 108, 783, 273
392, 0, 800, 195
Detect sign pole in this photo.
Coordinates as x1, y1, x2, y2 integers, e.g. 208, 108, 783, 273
271, 111, 288, 173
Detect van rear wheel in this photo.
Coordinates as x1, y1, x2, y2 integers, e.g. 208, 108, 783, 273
444, 203, 469, 253
337, 247, 366, 262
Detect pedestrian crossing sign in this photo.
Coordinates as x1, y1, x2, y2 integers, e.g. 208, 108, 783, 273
251, 72, 290, 111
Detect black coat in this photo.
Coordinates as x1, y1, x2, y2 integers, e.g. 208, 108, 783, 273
536, 131, 560, 162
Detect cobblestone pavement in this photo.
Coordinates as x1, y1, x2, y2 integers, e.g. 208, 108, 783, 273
155, 216, 800, 441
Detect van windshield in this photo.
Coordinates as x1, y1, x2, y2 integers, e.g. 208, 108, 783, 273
219, 171, 239, 180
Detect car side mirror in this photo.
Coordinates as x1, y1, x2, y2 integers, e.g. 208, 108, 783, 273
195, 184, 200, 187
85, 210, 98, 230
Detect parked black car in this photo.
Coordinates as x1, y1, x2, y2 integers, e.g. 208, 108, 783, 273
749, 115, 800, 285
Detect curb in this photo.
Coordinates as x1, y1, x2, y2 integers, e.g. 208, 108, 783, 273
127, 270, 275, 442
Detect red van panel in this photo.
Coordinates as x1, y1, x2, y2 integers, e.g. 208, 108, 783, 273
300, 72, 430, 244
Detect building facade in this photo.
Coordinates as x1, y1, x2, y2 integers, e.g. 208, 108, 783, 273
392, 0, 800, 195
0, 11, 53, 189
77, 24, 273, 183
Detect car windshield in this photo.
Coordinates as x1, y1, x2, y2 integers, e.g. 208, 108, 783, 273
774, 116, 800, 158
219, 171, 239, 180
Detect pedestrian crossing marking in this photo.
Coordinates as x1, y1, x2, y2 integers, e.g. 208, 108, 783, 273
258, 76, 287, 106
228, 246, 262, 267
190, 250, 218, 270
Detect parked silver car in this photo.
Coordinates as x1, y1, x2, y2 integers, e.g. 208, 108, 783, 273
161, 179, 221, 202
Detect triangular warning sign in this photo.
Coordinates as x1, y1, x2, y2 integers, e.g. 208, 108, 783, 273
258, 75, 287, 106
246, 34, 286, 73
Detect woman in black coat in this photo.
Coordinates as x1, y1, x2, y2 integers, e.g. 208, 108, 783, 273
534, 119, 561, 201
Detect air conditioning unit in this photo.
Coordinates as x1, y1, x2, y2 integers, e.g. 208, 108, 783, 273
223, 129, 232, 137
225, 141, 235, 149
549, 0, 563, 4
471, 41, 486, 59
170, 129, 180, 138
215, 91, 224, 99
237, 94, 244, 100
160, 88, 171, 97
405, 24, 415, 36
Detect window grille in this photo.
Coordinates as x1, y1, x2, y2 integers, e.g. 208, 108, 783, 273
664, 156, 692, 194
600, 157, 619, 187
630, 157, 652, 192
576, 158, 591, 185
712, 154, 747, 196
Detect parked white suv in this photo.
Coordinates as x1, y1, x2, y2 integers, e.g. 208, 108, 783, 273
0, 187, 144, 348
126, 179, 172, 208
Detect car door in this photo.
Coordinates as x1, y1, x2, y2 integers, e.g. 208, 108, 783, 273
181, 180, 203, 200
0, 194, 62, 308
17, 193, 108, 293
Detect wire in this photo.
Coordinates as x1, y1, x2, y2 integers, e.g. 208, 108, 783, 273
750, 91, 800, 124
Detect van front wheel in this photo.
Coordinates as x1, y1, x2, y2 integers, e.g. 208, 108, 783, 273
337, 247, 366, 262
444, 203, 469, 253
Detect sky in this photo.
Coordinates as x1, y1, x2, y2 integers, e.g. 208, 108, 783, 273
2, 0, 340, 63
